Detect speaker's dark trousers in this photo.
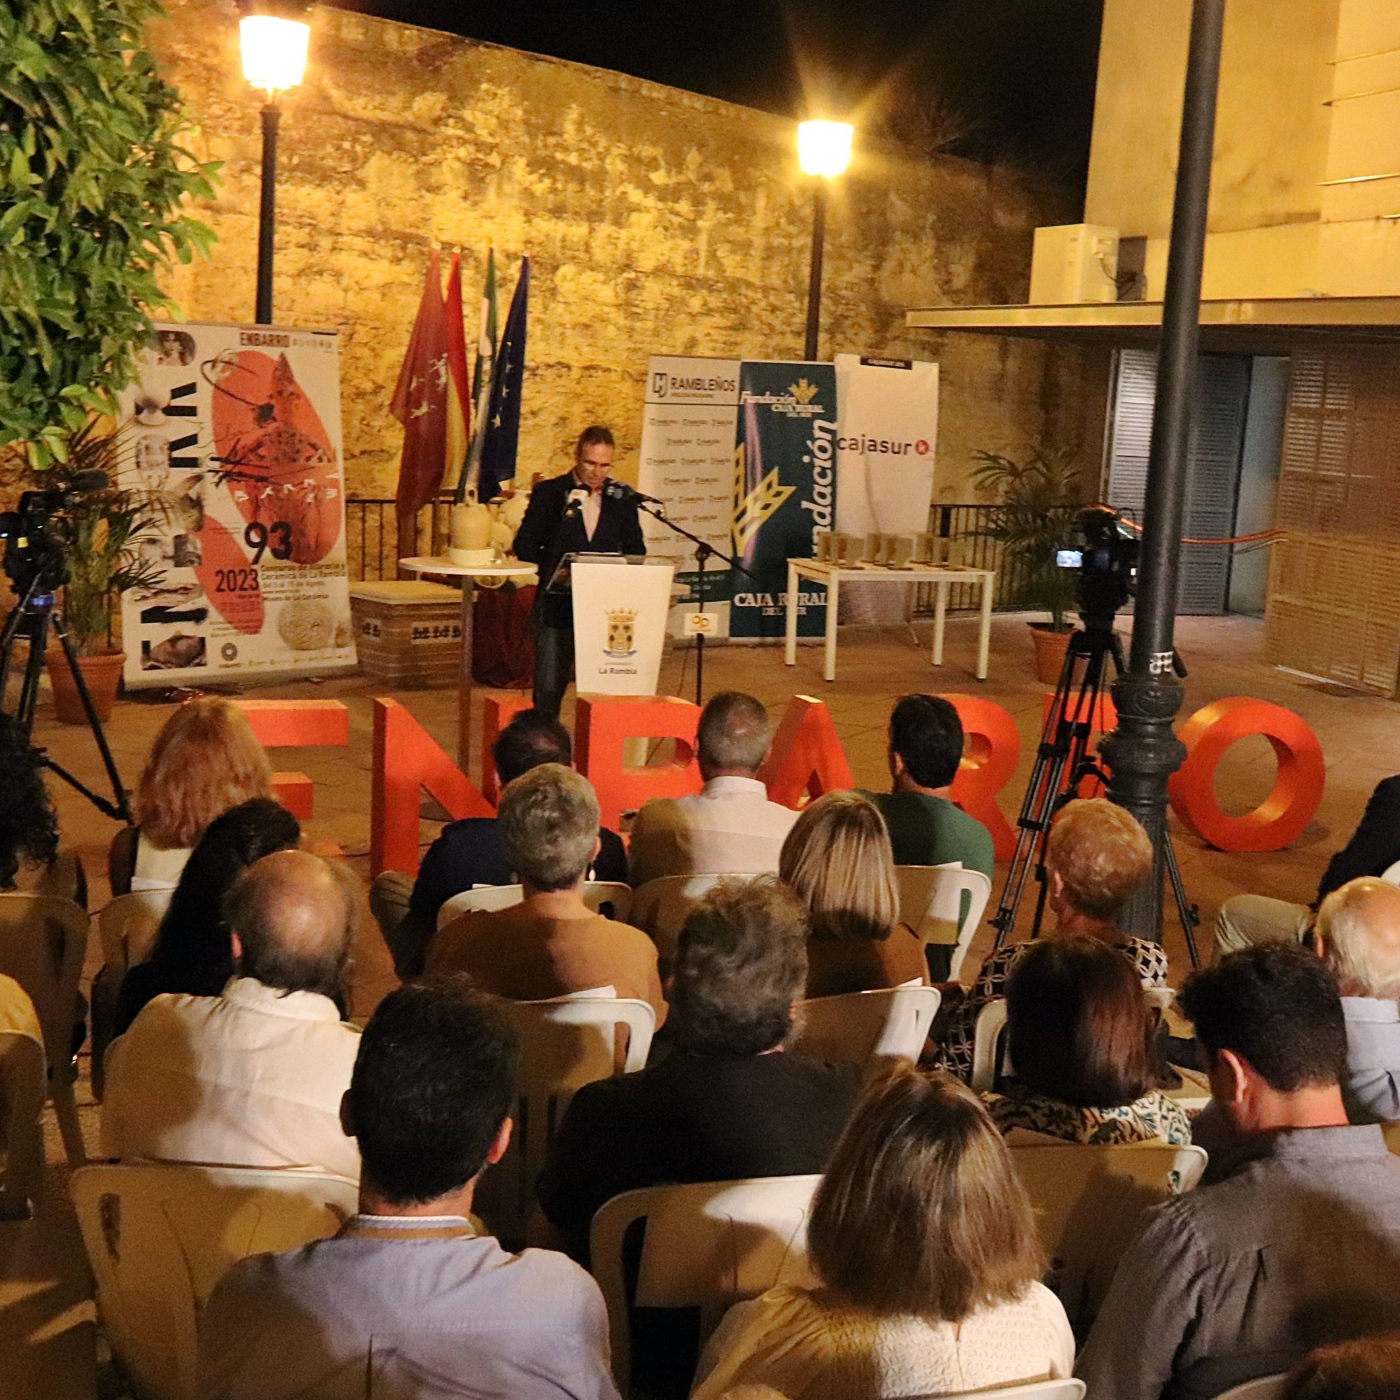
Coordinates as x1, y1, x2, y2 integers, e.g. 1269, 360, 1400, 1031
532, 622, 575, 717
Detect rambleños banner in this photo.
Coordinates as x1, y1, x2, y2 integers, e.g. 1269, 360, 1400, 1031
730, 361, 837, 640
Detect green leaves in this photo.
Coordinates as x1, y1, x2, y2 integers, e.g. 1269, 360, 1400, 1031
0, 0, 220, 465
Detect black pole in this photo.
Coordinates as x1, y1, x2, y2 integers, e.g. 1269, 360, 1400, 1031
1102, 0, 1226, 939
255, 100, 281, 325
803, 180, 827, 361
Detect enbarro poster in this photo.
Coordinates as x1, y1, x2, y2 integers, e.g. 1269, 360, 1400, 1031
117, 323, 356, 687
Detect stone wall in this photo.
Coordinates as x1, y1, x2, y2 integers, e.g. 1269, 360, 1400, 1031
148, 0, 1097, 503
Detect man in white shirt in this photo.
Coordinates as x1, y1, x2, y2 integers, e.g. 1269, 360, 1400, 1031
102, 849, 361, 1179
627, 691, 798, 888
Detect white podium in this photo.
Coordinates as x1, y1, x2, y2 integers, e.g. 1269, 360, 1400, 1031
565, 554, 674, 696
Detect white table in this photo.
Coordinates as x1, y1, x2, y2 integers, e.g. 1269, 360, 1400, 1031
399, 556, 538, 770
784, 558, 996, 683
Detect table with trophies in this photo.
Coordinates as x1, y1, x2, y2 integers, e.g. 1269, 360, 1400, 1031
785, 531, 996, 684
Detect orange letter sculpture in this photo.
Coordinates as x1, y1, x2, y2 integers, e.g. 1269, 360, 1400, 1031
372, 699, 493, 877
481, 695, 533, 806
757, 696, 855, 808
235, 698, 350, 820
573, 696, 703, 831
1168, 696, 1325, 853
941, 693, 1022, 860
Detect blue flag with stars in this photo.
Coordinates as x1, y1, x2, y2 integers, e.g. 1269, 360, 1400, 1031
477, 256, 529, 502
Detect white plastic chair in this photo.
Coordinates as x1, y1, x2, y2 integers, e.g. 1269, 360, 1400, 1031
0, 1025, 46, 1219
1381, 859, 1400, 886
0, 894, 89, 1164
970, 997, 1009, 1093
72, 1162, 357, 1400
591, 1174, 821, 1397
792, 984, 941, 1066
1212, 1377, 1289, 1400
629, 873, 757, 965
1009, 1141, 1208, 1331
1144, 985, 1175, 1014
474, 994, 655, 1245
96, 890, 174, 982
894, 865, 992, 982
935, 1384, 1085, 1400
436, 880, 632, 930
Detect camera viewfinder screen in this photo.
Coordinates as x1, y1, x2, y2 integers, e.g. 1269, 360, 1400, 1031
1056, 549, 1083, 569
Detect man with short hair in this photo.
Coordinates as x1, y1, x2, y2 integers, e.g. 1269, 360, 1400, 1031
627, 691, 798, 888
198, 976, 620, 1400
1078, 944, 1400, 1400
427, 764, 664, 1020
1313, 876, 1400, 1122
859, 693, 994, 878
103, 850, 361, 1179
371, 709, 628, 977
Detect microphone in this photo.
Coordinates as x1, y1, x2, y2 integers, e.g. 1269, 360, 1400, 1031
602, 479, 664, 507
562, 487, 588, 518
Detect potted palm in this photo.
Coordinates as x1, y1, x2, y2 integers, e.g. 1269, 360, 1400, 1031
970, 445, 1088, 684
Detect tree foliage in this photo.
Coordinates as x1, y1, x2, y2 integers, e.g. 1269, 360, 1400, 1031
0, 0, 218, 465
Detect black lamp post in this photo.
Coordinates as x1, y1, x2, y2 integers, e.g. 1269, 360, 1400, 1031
797, 121, 852, 361
1101, 0, 1228, 938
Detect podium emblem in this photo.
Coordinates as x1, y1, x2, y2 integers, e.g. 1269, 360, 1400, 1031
605, 608, 638, 658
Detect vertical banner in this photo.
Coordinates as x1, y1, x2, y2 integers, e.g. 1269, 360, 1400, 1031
730, 362, 838, 640
117, 323, 355, 687
637, 356, 740, 633
572, 560, 675, 695
834, 354, 939, 623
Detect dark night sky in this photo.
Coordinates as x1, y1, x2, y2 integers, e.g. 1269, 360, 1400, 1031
326, 0, 1105, 197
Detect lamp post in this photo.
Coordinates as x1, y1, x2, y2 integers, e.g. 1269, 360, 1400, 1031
238, 4, 311, 325
1101, 0, 1227, 939
797, 120, 853, 361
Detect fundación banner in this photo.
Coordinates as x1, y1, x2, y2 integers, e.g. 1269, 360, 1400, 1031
730, 361, 838, 640
117, 323, 356, 687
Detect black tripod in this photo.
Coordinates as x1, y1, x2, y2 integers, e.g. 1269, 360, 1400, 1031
989, 613, 1201, 967
0, 557, 132, 822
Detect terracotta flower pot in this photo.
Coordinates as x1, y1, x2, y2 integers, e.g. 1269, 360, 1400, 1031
1029, 623, 1074, 685
47, 650, 125, 725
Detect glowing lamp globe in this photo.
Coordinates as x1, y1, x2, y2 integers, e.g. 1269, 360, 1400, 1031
797, 120, 853, 179
239, 14, 310, 96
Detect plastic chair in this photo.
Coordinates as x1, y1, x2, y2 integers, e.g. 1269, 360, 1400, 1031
894, 865, 992, 982
0, 1024, 47, 1219
1212, 1377, 1289, 1400
970, 997, 1009, 1093
474, 994, 655, 1245
1144, 985, 1175, 1014
0, 894, 89, 1165
629, 873, 757, 965
792, 984, 941, 1066
72, 1162, 357, 1400
436, 880, 632, 930
1381, 859, 1400, 886
934, 1384, 1085, 1400
97, 890, 174, 983
591, 1174, 821, 1397
1009, 1140, 1208, 1332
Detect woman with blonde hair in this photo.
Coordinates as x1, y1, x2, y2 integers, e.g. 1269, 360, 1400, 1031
779, 790, 927, 997
692, 1067, 1074, 1399
108, 697, 272, 895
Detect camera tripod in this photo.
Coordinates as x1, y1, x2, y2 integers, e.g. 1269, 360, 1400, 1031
988, 614, 1201, 968
0, 560, 132, 822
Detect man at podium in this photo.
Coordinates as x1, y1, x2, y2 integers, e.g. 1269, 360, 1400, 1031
513, 425, 646, 715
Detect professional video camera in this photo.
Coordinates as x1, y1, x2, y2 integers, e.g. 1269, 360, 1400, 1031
0, 471, 108, 599
1054, 505, 1138, 627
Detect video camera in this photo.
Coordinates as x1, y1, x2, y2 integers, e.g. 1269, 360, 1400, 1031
1055, 505, 1138, 626
0, 471, 109, 599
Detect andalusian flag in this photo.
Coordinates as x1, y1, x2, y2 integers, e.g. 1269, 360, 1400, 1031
442, 253, 472, 495
477, 256, 529, 504
458, 249, 499, 502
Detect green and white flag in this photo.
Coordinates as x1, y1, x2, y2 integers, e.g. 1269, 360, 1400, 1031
458, 248, 499, 502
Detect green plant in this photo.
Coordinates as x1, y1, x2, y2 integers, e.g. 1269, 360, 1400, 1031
970, 445, 1089, 631
0, 0, 218, 467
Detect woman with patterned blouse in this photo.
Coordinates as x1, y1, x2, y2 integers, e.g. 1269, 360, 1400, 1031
932, 797, 1168, 1081
982, 935, 1191, 1145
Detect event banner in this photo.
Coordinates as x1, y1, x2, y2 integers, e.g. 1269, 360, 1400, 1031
636, 355, 739, 632
116, 323, 356, 688
833, 354, 939, 623
731, 361, 837, 640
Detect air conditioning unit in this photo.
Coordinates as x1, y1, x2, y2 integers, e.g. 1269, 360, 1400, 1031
1029, 223, 1120, 304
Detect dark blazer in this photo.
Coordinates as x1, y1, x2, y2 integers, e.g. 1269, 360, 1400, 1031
1316, 775, 1400, 906
513, 471, 646, 628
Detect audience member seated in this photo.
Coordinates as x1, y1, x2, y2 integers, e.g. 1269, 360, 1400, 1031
0, 711, 85, 906
427, 764, 664, 1020
1312, 878, 1400, 1123
934, 798, 1167, 1081
114, 798, 302, 1038
984, 936, 1190, 1145
692, 1067, 1074, 1399
533, 877, 861, 1261
858, 693, 994, 878
779, 790, 927, 997
371, 709, 628, 977
1078, 944, 1400, 1400
198, 975, 620, 1400
626, 691, 797, 889
108, 697, 271, 896
102, 849, 361, 1179
1216, 773, 1400, 957
1282, 1334, 1400, 1400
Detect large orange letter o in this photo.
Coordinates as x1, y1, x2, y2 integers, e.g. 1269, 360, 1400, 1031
941, 694, 1022, 860
1168, 697, 1324, 853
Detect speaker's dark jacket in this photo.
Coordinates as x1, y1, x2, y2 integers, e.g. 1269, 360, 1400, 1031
513, 471, 646, 628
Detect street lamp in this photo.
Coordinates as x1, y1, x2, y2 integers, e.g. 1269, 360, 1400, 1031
239, 2, 311, 325
797, 119, 853, 361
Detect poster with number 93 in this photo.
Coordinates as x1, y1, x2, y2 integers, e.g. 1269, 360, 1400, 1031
116, 322, 357, 687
